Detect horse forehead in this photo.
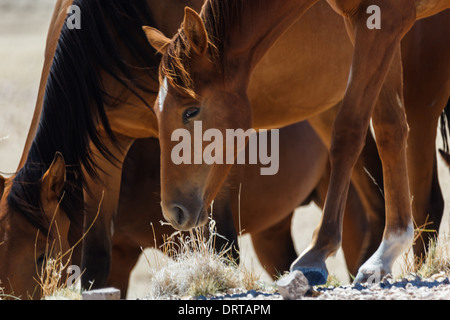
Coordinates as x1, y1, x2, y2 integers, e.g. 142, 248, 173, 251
159, 76, 168, 112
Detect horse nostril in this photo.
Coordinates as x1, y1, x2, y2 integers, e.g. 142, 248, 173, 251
171, 205, 187, 226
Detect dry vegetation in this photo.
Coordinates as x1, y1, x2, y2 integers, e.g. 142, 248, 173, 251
28, 224, 450, 300
401, 233, 450, 279
0, 214, 448, 300
143, 219, 272, 299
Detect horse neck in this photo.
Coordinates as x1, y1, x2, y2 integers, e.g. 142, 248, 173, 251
202, 0, 318, 78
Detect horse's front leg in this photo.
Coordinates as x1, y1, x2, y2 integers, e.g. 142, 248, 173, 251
354, 45, 415, 283
290, 0, 416, 285
80, 135, 134, 289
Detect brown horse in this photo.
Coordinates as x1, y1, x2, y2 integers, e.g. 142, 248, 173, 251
144, 0, 450, 284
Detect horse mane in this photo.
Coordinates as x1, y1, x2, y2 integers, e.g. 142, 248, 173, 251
161, 0, 244, 97
8, 0, 159, 233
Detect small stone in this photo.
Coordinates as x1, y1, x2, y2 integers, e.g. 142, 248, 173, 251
276, 270, 310, 300
82, 287, 121, 300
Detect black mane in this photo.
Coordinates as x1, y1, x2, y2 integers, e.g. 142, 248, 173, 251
8, 0, 159, 232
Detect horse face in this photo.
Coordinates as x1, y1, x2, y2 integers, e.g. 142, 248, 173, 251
143, 8, 252, 230
0, 153, 71, 299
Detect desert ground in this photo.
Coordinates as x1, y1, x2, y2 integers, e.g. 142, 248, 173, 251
0, 0, 448, 300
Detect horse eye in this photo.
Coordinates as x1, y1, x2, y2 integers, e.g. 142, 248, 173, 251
183, 107, 200, 123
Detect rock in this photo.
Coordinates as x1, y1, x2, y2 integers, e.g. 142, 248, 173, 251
276, 270, 310, 300
82, 287, 121, 300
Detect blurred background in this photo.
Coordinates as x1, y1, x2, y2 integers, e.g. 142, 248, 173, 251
0, 0, 448, 299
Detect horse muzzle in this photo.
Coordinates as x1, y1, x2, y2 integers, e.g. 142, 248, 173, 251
161, 200, 208, 231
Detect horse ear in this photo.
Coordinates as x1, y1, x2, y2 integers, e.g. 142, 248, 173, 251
40, 152, 70, 242
41, 152, 66, 203
183, 7, 208, 56
143, 26, 170, 54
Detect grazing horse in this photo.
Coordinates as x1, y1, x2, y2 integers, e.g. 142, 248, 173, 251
144, 0, 450, 284
0, 153, 70, 299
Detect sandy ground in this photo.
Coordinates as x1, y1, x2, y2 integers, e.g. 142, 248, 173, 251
0, 0, 448, 300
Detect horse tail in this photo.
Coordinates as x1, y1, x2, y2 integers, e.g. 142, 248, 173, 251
439, 97, 450, 167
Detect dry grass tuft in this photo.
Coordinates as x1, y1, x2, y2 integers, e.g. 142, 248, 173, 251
35, 192, 103, 300
401, 219, 449, 278
37, 255, 82, 300
416, 234, 449, 278
145, 217, 268, 299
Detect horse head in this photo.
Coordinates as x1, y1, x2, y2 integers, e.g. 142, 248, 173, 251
143, 8, 252, 231
0, 153, 71, 299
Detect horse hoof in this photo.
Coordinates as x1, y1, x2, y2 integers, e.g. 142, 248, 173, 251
292, 267, 328, 286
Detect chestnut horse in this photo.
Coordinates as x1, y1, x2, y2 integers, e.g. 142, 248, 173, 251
144, 0, 450, 284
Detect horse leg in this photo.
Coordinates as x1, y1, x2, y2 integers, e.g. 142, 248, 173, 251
210, 187, 240, 262
406, 106, 445, 258
401, 12, 450, 258
80, 135, 134, 289
291, 0, 416, 285
107, 234, 142, 299
251, 212, 296, 279
355, 48, 414, 282
310, 163, 370, 277
309, 104, 385, 264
